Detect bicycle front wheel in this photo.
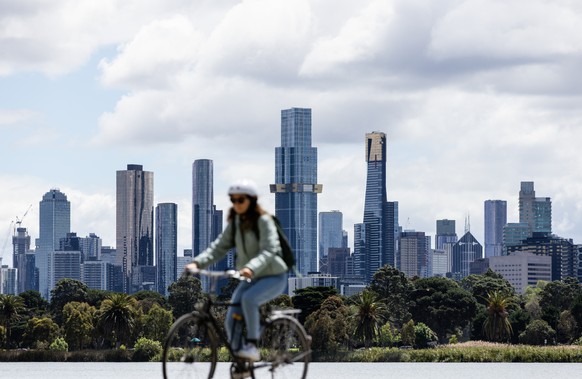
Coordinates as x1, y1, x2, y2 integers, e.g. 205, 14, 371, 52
162, 313, 219, 379
254, 315, 311, 379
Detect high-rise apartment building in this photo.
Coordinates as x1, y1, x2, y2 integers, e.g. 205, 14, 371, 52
318, 211, 343, 268
435, 219, 457, 250
519, 182, 552, 235
81, 233, 102, 262
156, 203, 177, 296
484, 200, 507, 258
503, 222, 530, 254
271, 108, 322, 275
353, 132, 391, 283
116, 164, 154, 293
36, 189, 71, 299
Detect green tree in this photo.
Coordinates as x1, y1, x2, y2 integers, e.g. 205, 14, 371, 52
133, 337, 162, 362
570, 293, 582, 337
292, 286, 338, 324
49, 337, 68, 351
400, 319, 415, 346
368, 265, 413, 328
556, 310, 577, 344
97, 293, 138, 347
461, 269, 515, 306
351, 290, 386, 348
168, 275, 203, 319
409, 277, 477, 343
519, 319, 556, 345
305, 295, 352, 351
50, 279, 89, 324
62, 301, 96, 350
508, 305, 531, 344
143, 303, 173, 342
19, 290, 49, 316
378, 321, 400, 347
414, 322, 438, 348
23, 317, 60, 348
0, 294, 25, 347
483, 291, 513, 342
133, 290, 170, 313
539, 277, 581, 316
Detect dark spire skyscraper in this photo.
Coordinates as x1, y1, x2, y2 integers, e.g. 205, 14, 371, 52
116, 164, 154, 293
271, 108, 322, 275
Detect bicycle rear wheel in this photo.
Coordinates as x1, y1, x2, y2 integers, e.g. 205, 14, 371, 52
163, 313, 219, 379
253, 316, 310, 379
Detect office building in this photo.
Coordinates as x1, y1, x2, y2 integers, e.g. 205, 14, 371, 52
451, 231, 483, 279
116, 164, 154, 293
508, 232, 577, 281
519, 182, 552, 235
156, 203, 178, 296
271, 108, 322, 275
432, 249, 448, 277
503, 223, 530, 254
318, 211, 343, 269
435, 219, 457, 250
36, 189, 71, 299
0, 265, 17, 295
490, 253, 551, 293
484, 200, 507, 258
399, 231, 427, 278
81, 233, 102, 262
321, 247, 351, 278
82, 261, 110, 291
288, 273, 340, 295
50, 250, 81, 292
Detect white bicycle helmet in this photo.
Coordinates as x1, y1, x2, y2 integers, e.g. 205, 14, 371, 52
228, 179, 259, 197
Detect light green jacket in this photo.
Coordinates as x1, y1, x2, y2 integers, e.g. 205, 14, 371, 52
192, 214, 288, 278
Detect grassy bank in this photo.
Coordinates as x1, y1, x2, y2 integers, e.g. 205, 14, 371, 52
3, 342, 582, 362
315, 342, 582, 363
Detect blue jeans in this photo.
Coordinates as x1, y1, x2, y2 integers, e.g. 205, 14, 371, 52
225, 273, 287, 350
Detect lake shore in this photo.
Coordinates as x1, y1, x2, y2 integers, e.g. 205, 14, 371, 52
2, 342, 582, 363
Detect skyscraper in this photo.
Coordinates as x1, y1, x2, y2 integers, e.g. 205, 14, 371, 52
271, 108, 322, 275
318, 211, 343, 262
452, 231, 483, 279
354, 132, 390, 283
484, 200, 507, 258
519, 181, 552, 235
13, 227, 31, 294
399, 231, 427, 278
36, 189, 71, 299
156, 203, 177, 296
192, 160, 216, 257
116, 164, 154, 293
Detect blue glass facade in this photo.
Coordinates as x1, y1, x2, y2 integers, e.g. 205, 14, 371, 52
156, 203, 177, 296
318, 211, 343, 260
36, 189, 71, 299
484, 200, 507, 258
271, 108, 322, 275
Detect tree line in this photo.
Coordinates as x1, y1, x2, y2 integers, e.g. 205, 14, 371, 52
1, 265, 582, 354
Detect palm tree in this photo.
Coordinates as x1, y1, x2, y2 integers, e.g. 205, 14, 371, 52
97, 293, 138, 347
483, 290, 513, 342
352, 290, 387, 348
0, 294, 26, 347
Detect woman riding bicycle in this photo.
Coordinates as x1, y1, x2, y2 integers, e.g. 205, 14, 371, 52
186, 179, 288, 362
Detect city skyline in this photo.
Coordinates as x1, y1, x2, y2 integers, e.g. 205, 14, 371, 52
3, 1, 582, 266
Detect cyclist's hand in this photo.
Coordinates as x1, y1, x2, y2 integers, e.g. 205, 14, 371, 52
184, 263, 199, 276
240, 267, 254, 279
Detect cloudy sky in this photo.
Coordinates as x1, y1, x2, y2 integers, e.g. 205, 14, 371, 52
2, 0, 582, 266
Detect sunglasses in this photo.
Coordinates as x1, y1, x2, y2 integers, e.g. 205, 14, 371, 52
230, 196, 247, 204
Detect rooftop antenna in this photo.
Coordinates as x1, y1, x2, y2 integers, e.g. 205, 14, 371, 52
464, 213, 471, 234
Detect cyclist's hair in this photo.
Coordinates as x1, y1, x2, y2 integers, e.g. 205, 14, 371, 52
227, 196, 266, 232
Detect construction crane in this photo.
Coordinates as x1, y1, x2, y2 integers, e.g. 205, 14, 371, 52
14, 204, 33, 231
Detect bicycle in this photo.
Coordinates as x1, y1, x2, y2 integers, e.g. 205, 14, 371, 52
162, 269, 311, 379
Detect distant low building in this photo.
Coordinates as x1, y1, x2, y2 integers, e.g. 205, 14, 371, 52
489, 252, 551, 293
288, 273, 340, 295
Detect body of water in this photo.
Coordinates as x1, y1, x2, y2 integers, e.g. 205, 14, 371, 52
0, 362, 580, 379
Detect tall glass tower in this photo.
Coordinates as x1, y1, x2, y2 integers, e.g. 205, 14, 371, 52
36, 189, 71, 299
357, 132, 390, 283
271, 108, 322, 275
116, 164, 154, 293
318, 211, 343, 268
484, 200, 507, 257
519, 181, 552, 235
156, 203, 177, 296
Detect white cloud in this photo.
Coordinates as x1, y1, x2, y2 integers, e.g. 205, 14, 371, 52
0, 108, 36, 126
